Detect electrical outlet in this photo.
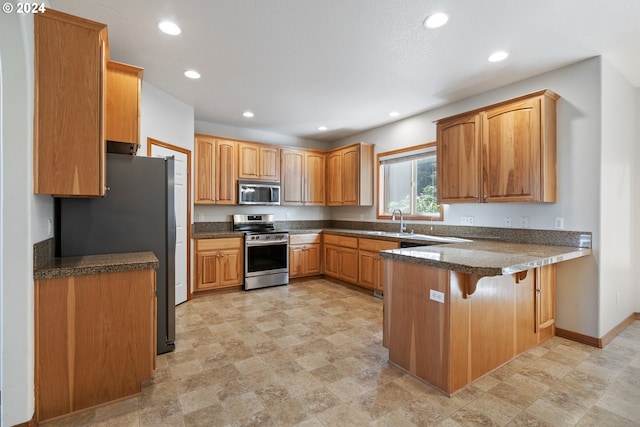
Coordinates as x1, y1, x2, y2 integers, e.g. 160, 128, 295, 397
504, 217, 512, 227
47, 218, 53, 237
461, 216, 474, 226
520, 216, 529, 228
554, 217, 564, 229
430, 289, 445, 304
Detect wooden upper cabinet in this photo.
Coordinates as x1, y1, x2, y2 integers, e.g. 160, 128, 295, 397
106, 61, 143, 149
281, 148, 325, 205
326, 143, 374, 206
238, 142, 280, 181
437, 114, 481, 203
34, 9, 109, 197
436, 90, 558, 204
194, 134, 236, 205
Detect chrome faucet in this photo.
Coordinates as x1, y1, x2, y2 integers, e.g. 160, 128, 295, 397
391, 209, 406, 233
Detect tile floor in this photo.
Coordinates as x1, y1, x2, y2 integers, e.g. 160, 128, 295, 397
46, 279, 640, 426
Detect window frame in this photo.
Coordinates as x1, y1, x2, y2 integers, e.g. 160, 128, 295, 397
376, 141, 443, 221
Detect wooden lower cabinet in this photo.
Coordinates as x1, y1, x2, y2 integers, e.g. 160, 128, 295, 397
323, 234, 358, 284
383, 261, 556, 395
289, 233, 322, 278
35, 269, 156, 422
195, 238, 243, 291
358, 238, 399, 291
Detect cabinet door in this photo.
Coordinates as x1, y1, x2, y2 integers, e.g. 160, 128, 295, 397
305, 151, 326, 205
339, 247, 359, 284
358, 250, 378, 290
437, 114, 481, 203
305, 244, 322, 275
289, 245, 305, 278
326, 151, 343, 206
196, 252, 220, 290
34, 10, 108, 197
219, 249, 242, 287
216, 140, 237, 204
342, 147, 360, 205
324, 244, 340, 278
482, 98, 541, 202
260, 146, 280, 180
282, 149, 305, 205
195, 136, 216, 204
106, 61, 143, 145
536, 264, 556, 342
238, 143, 260, 179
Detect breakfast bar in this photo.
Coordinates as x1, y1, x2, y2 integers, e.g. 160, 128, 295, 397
380, 241, 591, 396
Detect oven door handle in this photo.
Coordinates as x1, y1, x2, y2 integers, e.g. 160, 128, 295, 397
246, 240, 288, 247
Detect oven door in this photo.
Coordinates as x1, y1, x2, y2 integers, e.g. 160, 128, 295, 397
245, 240, 289, 277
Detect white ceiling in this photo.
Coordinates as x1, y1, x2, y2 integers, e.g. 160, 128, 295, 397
50, 0, 640, 142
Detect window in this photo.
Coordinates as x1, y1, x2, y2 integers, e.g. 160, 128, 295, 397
377, 142, 442, 220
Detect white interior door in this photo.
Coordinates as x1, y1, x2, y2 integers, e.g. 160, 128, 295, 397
150, 145, 188, 305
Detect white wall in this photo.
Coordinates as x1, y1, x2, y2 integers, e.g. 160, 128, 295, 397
599, 60, 636, 335
635, 88, 640, 314
0, 8, 44, 425
140, 81, 195, 155
333, 58, 608, 338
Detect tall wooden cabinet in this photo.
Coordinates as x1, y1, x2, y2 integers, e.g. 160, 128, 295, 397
194, 134, 237, 204
281, 148, 326, 205
238, 142, 281, 181
34, 9, 109, 197
437, 90, 558, 203
194, 238, 243, 291
106, 61, 143, 151
326, 143, 374, 206
35, 269, 156, 421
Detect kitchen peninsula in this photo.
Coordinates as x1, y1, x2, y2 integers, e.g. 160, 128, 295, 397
380, 240, 591, 396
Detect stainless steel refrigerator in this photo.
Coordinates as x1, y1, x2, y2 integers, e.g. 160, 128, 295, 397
57, 153, 176, 354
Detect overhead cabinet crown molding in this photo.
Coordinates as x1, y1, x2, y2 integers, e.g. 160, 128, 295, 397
436, 89, 558, 204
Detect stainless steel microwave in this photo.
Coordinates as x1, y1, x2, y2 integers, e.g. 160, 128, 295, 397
238, 180, 281, 205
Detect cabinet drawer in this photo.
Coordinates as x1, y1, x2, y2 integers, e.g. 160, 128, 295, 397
196, 237, 242, 251
290, 233, 321, 245
358, 238, 399, 252
325, 234, 358, 248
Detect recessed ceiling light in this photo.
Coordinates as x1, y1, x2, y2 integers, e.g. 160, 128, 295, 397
488, 51, 509, 62
184, 70, 201, 79
318, 126, 328, 131
158, 21, 181, 35
389, 111, 400, 117
243, 111, 254, 118
424, 13, 449, 29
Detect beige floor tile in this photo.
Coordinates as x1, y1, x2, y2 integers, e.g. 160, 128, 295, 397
47, 280, 640, 426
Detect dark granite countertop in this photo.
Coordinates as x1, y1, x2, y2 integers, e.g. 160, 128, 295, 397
379, 240, 591, 276
34, 251, 159, 280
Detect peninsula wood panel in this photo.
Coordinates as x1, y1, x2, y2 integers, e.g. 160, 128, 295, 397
536, 264, 556, 342
106, 61, 143, 145
384, 261, 451, 393
34, 9, 108, 197
437, 114, 481, 203
384, 259, 557, 395
35, 269, 155, 421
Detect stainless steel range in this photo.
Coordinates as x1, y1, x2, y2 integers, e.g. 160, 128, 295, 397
233, 214, 289, 290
